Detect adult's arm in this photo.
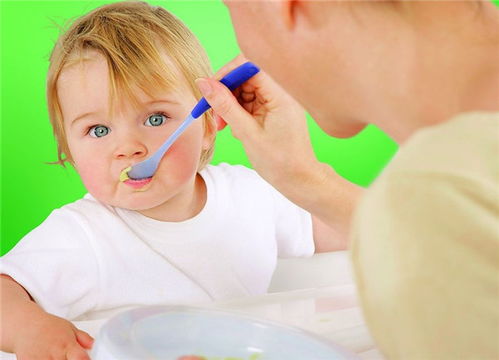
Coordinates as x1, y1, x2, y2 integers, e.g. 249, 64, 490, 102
197, 56, 363, 245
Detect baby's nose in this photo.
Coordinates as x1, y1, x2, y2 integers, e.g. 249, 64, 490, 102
113, 135, 147, 159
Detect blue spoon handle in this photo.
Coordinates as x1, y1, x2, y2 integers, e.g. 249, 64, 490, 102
126, 62, 260, 180
191, 62, 260, 118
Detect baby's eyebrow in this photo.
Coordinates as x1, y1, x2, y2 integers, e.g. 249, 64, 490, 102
71, 111, 97, 127
69, 99, 180, 126
144, 99, 180, 106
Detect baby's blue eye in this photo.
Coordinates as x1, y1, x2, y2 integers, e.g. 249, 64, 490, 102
145, 113, 167, 127
89, 125, 110, 138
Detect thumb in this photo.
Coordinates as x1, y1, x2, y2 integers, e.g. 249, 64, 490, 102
75, 329, 94, 349
195, 78, 260, 140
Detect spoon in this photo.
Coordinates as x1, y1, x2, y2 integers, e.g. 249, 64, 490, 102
121, 61, 260, 181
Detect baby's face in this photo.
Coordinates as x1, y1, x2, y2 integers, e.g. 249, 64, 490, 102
57, 51, 213, 212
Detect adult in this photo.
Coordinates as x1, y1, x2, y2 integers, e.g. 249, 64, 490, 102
196, 1, 499, 358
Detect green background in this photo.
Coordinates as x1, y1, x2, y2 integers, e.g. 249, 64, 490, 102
0, 0, 401, 255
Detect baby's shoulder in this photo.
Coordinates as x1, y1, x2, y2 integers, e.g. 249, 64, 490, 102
58, 193, 116, 217
203, 162, 259, 178
14, 194, 116, 249
201, 163, 264, 182
202, 163, 271, 192
45, 194, 119, 232
63, 193, 113, 212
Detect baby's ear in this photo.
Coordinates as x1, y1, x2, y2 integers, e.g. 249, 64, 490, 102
202, 110, 218, 149
213, 112, 227, 131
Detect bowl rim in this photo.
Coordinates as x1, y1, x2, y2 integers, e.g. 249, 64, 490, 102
94, 304, 359, 359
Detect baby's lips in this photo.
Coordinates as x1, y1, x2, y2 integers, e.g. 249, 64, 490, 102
123, 176, 152, 190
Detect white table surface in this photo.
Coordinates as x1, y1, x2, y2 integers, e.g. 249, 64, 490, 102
206, 284, 383, 359
1, 283, 383, 359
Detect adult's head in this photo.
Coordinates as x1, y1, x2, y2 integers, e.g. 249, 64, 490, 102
224, 0, 499, 142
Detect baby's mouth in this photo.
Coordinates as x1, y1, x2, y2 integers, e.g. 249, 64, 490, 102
123, 177, 152, 190
120, 166, 152, 190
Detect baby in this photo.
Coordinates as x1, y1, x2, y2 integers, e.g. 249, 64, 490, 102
0, 1, 335, 358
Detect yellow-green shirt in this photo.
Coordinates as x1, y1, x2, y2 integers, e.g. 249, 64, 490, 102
351, 112, 499, 359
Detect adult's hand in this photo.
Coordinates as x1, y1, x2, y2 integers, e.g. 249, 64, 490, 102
196, 56, 363, 238
197, 55, 318, 190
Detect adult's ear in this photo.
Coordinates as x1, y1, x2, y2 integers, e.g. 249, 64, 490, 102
280, 0, 298, 30
279, 0, 329, 31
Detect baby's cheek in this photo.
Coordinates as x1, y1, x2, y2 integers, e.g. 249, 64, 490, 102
164, 141, 202, 179
76, 163, 110, 199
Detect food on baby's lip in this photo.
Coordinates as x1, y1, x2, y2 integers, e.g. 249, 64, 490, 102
119, 166, 131, 182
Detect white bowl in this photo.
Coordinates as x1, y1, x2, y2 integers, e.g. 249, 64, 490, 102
91, 305, 357, 360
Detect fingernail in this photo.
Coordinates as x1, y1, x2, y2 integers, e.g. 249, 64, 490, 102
195, 78, 212, 96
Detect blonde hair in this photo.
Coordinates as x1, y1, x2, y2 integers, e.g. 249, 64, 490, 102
47, 1, 215, 169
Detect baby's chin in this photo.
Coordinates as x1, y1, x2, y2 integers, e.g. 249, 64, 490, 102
91, 191, 169, 212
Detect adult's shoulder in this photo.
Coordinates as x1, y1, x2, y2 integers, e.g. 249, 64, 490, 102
353, 111, 499, 275
355, 111, 499, 238
351, 116, 499, 358
389, 111, 499, 181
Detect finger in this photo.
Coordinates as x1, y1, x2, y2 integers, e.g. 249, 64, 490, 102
195, 78, 261, 141
66, 344, 91, 360
212, 55, 262, 101
212, 56, 285, 110
75, 329, 94, 350
240, 90, 256, 103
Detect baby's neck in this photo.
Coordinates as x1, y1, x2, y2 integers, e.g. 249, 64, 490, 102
137, 173, 207, 222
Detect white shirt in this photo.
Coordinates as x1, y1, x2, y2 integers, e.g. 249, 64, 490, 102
0, 164, 313, 320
